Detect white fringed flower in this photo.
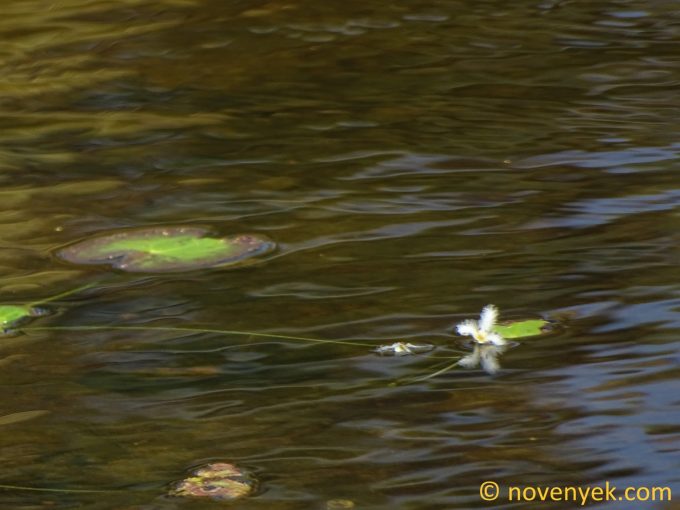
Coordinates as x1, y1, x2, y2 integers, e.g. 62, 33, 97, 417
456, 304, 506, 346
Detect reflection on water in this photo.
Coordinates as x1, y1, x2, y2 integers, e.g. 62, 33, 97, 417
0, 0, 678, 508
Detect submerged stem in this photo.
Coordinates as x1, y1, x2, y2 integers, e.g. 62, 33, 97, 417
0, 483, 117, 494
27, 282, 97, 308
23, 325, 375, 348
404, 358, 462, 383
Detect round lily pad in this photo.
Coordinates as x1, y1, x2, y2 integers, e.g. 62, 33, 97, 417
169, 462, 257, 501
493, 319, 552, 339
56, 226, 275, 273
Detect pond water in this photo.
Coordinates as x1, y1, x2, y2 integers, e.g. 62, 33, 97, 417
0, 0, 678, 508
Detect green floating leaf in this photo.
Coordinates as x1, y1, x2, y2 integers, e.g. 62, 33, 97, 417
0, 305, 38, 330
56, 226, 276, 273
493, 319, 552, 339
170, 462, 256, 501
0, 283, 90, 336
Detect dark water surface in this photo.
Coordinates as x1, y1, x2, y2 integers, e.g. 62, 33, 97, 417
0, 0, 678, 508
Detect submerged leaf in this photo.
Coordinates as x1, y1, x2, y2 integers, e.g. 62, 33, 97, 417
0, 409, 49, 426
56, 226, 275, 273
327, 500, 356, 509
493, 319, 551, 339
170, 462, 256, 501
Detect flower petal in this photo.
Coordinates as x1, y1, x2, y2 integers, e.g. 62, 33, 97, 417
456, 320, 479, 338
486, 332, 506, 346
479, 304, 498, 332
457, 348, 481, 368
480, 346, 501, 374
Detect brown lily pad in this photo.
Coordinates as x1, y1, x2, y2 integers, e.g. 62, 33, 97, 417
169, 462, 257, 501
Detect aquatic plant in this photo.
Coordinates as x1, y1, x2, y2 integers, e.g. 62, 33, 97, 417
0, 283, 93, 334
0, 205, 566, 502
452, 305, 552, 375
56, 226, 275, 273
0, 294, 560, 496
169, 462, 256, 501
0, 305, 38, 332
493, 318, 551, 339
456, 304, 506, 346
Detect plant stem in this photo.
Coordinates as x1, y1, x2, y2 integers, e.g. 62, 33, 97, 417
23, 325, 375, 348
0, 483, 117, 494
27, 282, 97, 308
404, 358, 462, 383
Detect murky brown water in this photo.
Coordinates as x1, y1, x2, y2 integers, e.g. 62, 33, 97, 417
0, 0, 678, 508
